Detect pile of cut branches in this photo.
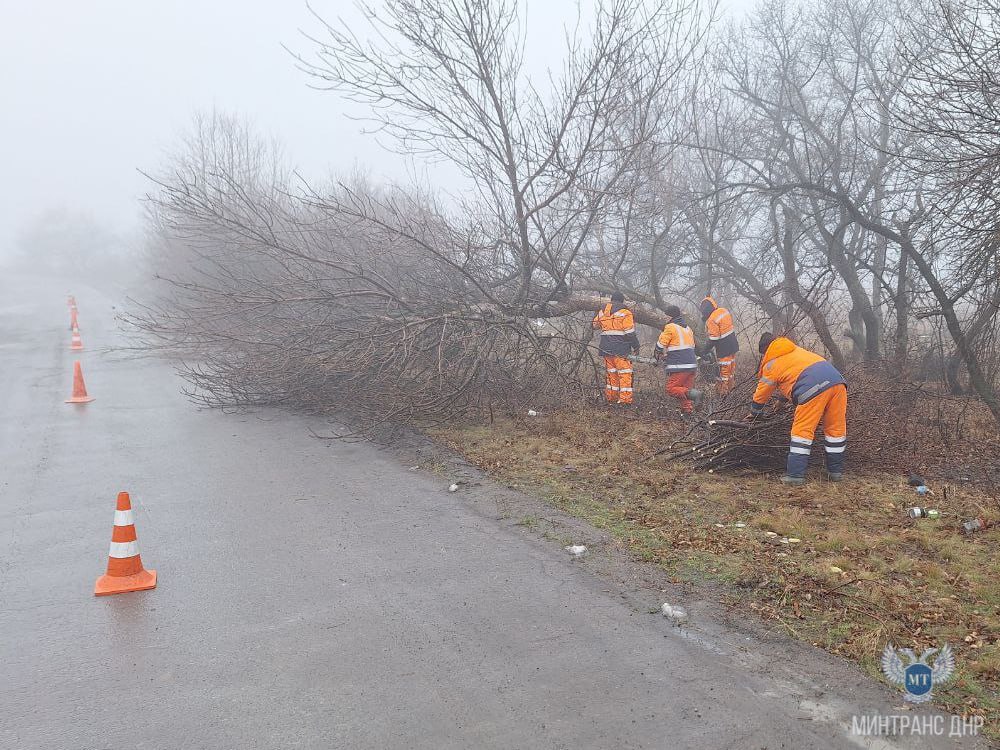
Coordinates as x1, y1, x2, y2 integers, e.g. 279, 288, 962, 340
653, 364, 1000, 486
661, 413, 796, 472
652, 405, 878, 472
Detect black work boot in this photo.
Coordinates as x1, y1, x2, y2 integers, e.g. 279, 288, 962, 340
780, 474, 806, 486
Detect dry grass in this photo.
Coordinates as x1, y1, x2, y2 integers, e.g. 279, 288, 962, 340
432, 406, 1000, 738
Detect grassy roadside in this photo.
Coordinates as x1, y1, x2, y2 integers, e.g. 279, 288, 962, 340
432, 407, 1000, 738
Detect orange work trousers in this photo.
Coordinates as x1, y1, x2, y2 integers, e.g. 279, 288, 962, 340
717, 356, 736, 394
666, 370, 696, 412
788, 384, 847, 476
603, 356, 634, 404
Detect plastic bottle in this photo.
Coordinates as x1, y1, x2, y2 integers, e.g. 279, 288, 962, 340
907, 507, 940, 519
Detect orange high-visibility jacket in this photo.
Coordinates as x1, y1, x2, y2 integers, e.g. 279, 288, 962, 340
699, 296, 739, 359
655, 320, 698, 371
750, 337, 846, 414
592, 303, 640, 357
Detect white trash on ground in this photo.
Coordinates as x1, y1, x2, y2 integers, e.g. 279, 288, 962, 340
564, 544, 587, 557
661, 602, 688, 621
448, 483, 460, 492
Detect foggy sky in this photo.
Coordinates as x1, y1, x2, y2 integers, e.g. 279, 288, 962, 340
0, 0, 751, 256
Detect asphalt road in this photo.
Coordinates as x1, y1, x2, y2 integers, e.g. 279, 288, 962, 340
0, 273, 983, 749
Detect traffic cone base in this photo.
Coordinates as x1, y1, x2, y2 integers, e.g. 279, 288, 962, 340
65, 394, 95, 403
95, 568, 157, 596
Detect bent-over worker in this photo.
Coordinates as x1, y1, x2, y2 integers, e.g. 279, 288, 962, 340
749, 334, 847, 485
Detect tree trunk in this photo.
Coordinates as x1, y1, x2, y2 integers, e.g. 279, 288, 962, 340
814, 216, 881, 361
945, 351, 965, 395
893, 250, 909, 369
899, 236, 1000, 419
528, 295, 670, 330
871, 184, 887, 351
777, 206, 847, 371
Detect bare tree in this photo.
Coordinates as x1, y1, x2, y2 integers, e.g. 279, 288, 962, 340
895, 0, 1000, 412
292, 0, 710, 310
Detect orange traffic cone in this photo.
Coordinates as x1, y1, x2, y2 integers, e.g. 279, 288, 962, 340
65, 360, 95, 404
70, 327, 84, 350
70, 307, 78, 331
67, 294, 76, 308
95, 492, 157, 596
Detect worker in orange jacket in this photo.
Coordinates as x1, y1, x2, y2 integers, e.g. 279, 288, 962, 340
748, 334, 847, 485
592, 292, 641, 405
698, 296, 739, 394
654, 305, 702, 414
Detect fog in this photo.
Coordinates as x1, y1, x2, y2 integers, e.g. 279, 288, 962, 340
0, 0, 750, 262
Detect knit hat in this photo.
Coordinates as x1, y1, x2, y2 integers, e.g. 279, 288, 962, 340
700, 296, 717, 321
758, 332, 776, 354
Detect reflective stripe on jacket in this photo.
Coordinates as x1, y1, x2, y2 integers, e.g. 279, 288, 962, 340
593, 303, 639, 357
750, 337, 845, 413
700, 296, 739, 358
655, 320, 698, 371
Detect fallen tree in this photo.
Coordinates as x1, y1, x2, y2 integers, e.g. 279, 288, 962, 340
126, 91, 683, 433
